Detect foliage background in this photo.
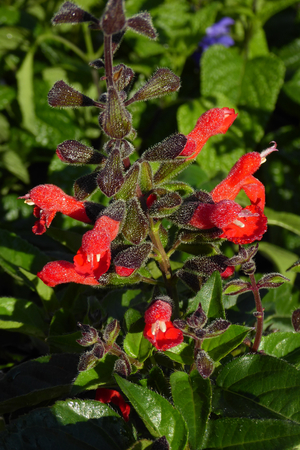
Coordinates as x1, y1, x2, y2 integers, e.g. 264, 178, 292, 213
0, 0, 300, 448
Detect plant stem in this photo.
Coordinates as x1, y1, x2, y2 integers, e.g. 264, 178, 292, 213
148, 218, 179, 317
104, 35, 114, 88
249, 273, 264, 352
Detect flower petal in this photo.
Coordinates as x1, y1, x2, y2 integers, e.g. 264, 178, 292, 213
37, 261, 99, 287
179, 108, 237, 159
144, 299, 172, 324
144, 321, 183, 350
220, 205, 267, 244
95, 388, 130, 422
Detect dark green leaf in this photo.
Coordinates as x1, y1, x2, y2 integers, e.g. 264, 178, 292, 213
188, 272, 225, 319
171, 370, 211, 450
115, 375, 188, 450
0, 354, 79, 415
0, 399, 134, 450
202, 325, 251, 362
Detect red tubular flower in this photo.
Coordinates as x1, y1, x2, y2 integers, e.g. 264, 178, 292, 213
95, 388, 130, 422
189, 200, 267, 245
19, 184, 92, 235
143, 299, 183, 351
211, 144, 278, 210
179, 107, 238, 160
37, 215, 120, 286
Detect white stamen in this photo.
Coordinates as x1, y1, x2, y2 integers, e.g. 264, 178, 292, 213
87, 254, 91, 262
233, 219, 245, 228
24, 200, 35, 205
151, 322, 157, 336
96, 254, 101, 262
159, 321, 167, 333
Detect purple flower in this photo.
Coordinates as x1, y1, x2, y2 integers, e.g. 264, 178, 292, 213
193, 17, 235, 64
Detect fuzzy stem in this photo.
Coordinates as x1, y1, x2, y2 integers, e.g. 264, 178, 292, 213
104, 35, 114, 88
250, 273, 264, 352
148, 218, 179, 317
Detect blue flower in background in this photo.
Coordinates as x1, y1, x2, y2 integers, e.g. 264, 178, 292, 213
193, 17, 235, 65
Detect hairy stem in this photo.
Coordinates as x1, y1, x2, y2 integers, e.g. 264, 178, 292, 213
104, 35, 114, 88
148, 218, 179, 317
250, 273, 264, 352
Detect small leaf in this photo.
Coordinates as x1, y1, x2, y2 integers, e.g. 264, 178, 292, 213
142, 134, 187, 161
115, 375, 188, 450
101, 0, 126, 35
114, 163, 140, 200
97, 149, 124, 197
48, 80, 96, 108
122, 198, 149, 244
223, 279, 252, 295
154, 160, 192, 184
73, 170, 99, 200
100, 87, 132, 139
260, 331, 300, 365
114, 243, 152, 271
52, 2, 99, 25
139, 161, 153, 193
113, 64, 135, 91
127, 12, 158, 39
164, 343, 194, 365
129, 68, 180, 103
148, 192, 182, 217
257, 272, 290, 289
195, 349, 214, 379
56, 140, 106, 165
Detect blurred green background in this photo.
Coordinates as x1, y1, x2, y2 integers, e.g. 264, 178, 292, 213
0, 0, 300, 300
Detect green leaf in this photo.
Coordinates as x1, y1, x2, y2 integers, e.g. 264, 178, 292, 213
283, 68, 300, 105
164, 342, 194, 365
258, 241, 298, 284
257, 0, 300, 24
205, 417, 300, 450
0, 399, 134, 450
71, 354, 117, 395
127, 440, 153, 450
188, 272, 225, 319
265, 207, 300, 236
46, 226, 83, 253
0, 229, 49, 276
260, 332, 300, 366
2, 149, 29, 183
0, 297, 46, 338
0, 354, 79, 415
201, 47, 285, 145
115, 375, 188, 450
263, 283, 299, 332
16, 47, 38, 135
171, 370, 211, 450
215, 354, 300, 422
202, 325, 251, 362
123, 317, 152, 362
0, 85, 16, 110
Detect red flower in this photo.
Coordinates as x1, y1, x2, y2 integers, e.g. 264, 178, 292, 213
19, 184, 92, 235
143, 299, 183, 351
189, 145, 277, 244
95, 388, 130, 422
37, 215, 120, 286
179, 107, 238, 160
211, 144, 277, 210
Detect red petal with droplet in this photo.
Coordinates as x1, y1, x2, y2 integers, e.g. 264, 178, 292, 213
37, 261, 99, 287
95, 388, 130, 422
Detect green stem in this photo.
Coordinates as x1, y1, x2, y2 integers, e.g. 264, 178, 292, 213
148, 218, 179, 317
250, 273, 264, 352
37, 34, 88, 62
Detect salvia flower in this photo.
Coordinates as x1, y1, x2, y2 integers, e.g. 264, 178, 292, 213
19, 184, 92, 235
143, 297, 183, 351
179, 108, 238, 160
188, 146, 277, 244
193, 17, 235, 65
37, 215, 120, 286
95, 388, 130, 422
200, 18, 235, 52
